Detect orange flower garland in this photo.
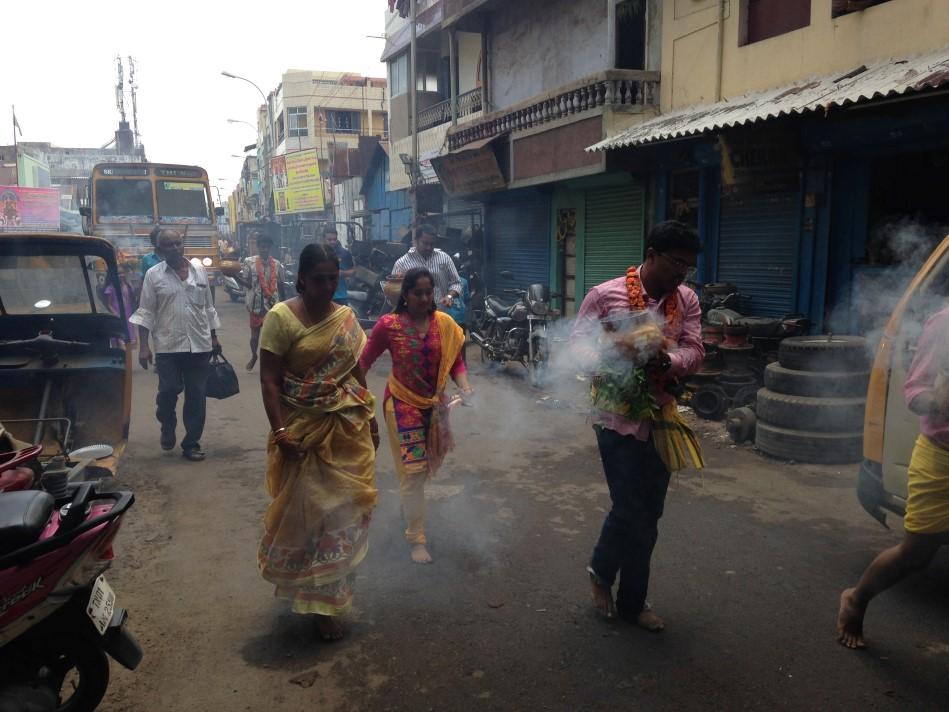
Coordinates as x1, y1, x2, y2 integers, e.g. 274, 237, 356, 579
256, 256, 278, 299
626, 266, 678, 335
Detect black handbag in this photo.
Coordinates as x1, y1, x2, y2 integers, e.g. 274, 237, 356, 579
206, 353, 240, 400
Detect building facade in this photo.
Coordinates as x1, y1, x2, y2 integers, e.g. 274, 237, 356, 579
383, 0, 662, 312
593, 0, 949, 333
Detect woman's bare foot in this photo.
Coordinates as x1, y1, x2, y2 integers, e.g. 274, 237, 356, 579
636, 608, 665, 632
314, 614, 344, 642
411, 544, 433, 564
837, 588, 867, 649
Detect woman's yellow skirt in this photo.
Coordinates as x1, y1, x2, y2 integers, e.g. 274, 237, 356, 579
903, 434, 949, 534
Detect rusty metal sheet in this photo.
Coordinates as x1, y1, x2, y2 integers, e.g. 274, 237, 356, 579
589, 45, 949, 152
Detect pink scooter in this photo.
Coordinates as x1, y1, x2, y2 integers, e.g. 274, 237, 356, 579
0, 479, 140, 711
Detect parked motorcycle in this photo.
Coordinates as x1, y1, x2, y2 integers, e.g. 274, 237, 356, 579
470, 271, 559, 387
0, 475, 140, 711
348, 242, 407, 327
222, 275, 244, 303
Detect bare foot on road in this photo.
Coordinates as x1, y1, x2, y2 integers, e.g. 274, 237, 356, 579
589, 577, 616, 620
314, 614, 344, 642
411, 544, 433, 564
837, 588, 867, 649
636, 608, 665, 632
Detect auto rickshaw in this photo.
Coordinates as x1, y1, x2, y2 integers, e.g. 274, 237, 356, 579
0, 233, 133, 481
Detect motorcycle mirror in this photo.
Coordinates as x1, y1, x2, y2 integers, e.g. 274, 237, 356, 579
500, 270, 514, 280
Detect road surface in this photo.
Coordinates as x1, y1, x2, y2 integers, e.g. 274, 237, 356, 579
98, 300, 949, 711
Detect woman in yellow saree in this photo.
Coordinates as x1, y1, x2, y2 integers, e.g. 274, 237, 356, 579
360, 268, 473, 564
258, 244, 380, 642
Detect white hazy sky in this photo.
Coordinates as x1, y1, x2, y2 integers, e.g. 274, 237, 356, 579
8, 0, 388, 201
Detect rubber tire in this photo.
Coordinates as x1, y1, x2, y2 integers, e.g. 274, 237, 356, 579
764, 362, 870, 398
756, 388, 866, 432
38, 634, 110, 712
730, 384, 759, 409
691, 384, 728, 421
778, 335, 870, 372
755, 421, 863, 464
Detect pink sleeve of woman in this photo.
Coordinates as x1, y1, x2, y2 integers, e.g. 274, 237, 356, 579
359, 316, 391, 373
450, 352, 467, 378
904, 309, 949, 407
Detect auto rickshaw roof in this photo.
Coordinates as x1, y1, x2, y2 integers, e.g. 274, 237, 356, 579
0, 233, 128, 341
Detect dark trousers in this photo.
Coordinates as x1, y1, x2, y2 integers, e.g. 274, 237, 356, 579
590, 426, 671, 620
155, 352, 211, 451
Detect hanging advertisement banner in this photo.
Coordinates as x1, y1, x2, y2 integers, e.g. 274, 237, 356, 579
0, 186, 60, 231
272, 150, 325, 215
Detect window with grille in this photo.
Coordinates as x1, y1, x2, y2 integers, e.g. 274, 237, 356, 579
326, 110, 361, 134
288, 107, 308, 137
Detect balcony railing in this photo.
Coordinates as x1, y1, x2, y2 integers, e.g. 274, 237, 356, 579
417, 87, 484, 131
448, 70, 659, 151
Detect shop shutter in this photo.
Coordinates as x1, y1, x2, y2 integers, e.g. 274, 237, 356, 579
486, 191, 550, 291
718, 191, 799, 317
583, 184, 645, 294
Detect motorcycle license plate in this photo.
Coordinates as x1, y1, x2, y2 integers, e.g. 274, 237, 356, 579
86, 575, 116, 636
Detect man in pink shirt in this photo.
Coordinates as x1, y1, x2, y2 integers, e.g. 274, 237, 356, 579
571, 220, 704, 631
838, 302, 949, 649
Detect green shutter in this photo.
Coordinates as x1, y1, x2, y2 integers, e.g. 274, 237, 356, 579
582, 185, 645, 294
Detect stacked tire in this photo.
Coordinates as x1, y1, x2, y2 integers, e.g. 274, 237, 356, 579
755, 336, 870, 465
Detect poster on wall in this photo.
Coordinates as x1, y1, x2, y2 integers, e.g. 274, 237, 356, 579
0, 186, 60, 232
271, 149, 325, 215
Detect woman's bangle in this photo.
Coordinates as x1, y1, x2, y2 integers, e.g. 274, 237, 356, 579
274, 426, 288, 436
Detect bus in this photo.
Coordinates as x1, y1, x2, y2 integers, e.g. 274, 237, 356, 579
81, 163, 224, 284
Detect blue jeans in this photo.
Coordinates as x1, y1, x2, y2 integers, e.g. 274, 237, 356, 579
155, 352, 211, 451
589, 426, 671, 620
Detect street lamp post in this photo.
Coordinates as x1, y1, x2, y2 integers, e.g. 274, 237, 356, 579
222, 71, 273, 217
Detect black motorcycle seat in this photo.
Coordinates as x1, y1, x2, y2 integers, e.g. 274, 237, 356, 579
0, 490, 54, 556
486, 296, 517, 315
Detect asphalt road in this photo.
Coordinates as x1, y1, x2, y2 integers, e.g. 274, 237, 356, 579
98, 300, 949, 712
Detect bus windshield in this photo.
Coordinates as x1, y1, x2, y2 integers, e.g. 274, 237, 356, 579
157, 181, 211, 224
95, 179, 154, 222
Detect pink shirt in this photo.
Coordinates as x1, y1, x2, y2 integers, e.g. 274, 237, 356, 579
903, 305, 949, 449
571, 269, 704, 440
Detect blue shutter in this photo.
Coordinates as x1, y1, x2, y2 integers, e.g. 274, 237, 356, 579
717, 191, 799, 317
486, 190, 550, 290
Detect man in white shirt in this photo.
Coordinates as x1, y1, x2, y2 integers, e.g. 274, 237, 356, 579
392, 224, 463, 307
130, 229, 222, 461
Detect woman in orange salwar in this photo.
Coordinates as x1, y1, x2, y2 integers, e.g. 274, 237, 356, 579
258, 244, 380, 642
360, 268, 473, 564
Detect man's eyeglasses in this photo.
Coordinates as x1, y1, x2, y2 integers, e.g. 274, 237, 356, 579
657, 251, 697, 278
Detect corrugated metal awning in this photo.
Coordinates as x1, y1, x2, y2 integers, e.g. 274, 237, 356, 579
589, 46, 949, 152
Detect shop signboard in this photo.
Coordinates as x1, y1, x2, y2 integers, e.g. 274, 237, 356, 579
272, 150, 325, 215
0, 186, 60, 232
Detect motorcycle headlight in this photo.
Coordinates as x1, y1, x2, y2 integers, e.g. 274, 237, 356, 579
202, 257, 213, 267
531, 301, 548, 316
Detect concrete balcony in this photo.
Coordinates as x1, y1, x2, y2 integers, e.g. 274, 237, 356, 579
417, 87, 484, 131
447, 70, 659, 151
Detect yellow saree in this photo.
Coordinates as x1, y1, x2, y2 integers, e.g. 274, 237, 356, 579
257, 303, 377, 615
